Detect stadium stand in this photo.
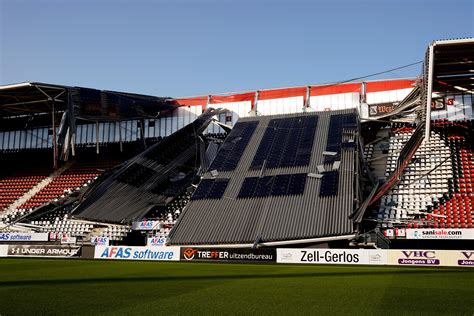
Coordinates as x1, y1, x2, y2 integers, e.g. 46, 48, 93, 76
0, 147, 134, 242
376, 119, 473, 229
0, 38, 472, 249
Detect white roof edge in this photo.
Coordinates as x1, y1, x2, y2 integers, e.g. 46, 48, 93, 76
0, 82, 32, 91
433, 38, 474, 46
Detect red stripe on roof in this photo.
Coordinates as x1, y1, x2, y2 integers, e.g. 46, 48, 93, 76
310, 83, 361, 96
210, 92, 256, 104
173, 97, 207, 107
258, 87, 307, 100
173, 79, 417, 108
365, 79, 415, 93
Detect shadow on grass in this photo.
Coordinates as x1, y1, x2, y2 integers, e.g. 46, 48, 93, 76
0, 268, 470, 287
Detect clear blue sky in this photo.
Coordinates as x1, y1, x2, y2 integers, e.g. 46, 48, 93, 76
1, 0, 473, 97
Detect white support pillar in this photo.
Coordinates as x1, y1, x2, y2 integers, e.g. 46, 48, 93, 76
71, 133, 76, 157
51, 99, 58, 169
304, 86, 311, 112
253, 90, 260, 116
95, 121, 100, 154
118, 120, 123, 152
425, 44, 435, 141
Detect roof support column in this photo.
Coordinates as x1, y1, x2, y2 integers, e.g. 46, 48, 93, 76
95, 121, 100, 154
140, 118, 147, 149
252, 90, 259, 116
71, 133, 76, 157
118, 120, 123, 152
51, 99, 58, 169
304, 86, 311, 112
206, 95, 211, 111
425, 44, 435, 141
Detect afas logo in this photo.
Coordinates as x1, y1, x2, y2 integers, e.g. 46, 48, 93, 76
140, 221, 154, 229
149, 237, 165, 246
183, 248, 197, 260
0, 233, 10, 240
92, 237, 108, 245
100, 247, 132, 259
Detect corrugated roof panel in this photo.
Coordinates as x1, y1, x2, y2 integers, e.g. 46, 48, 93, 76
168, 109, 358, 245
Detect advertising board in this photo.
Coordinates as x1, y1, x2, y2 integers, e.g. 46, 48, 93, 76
94, 246, 180, 261
93, 247, 473, 267
388, 249, 441, 266
0, 245, 8, 257
147, 237, 166, 247
91, 236, 109, 246
7, 245, 81, 257
180, 247, 276, 263
0, 232, 49, 242
60, 235, 77, 245
387, 249, 474, 267
368, 102, 397, 117
131, 221, 160, 231
455, 251, 474, 267
405, 229, 474, 240
277, 249, 387, 265
277, 249, 474, 267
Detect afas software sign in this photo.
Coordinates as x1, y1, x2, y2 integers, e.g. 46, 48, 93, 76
95, 246, 180, 261
131, 221, 160, 231
277, 249, 387, 265
0, 232, 49, 242
180, 247, 276, 263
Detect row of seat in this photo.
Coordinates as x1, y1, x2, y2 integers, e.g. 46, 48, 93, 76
19, 159, 117, 210
142, 191, 192, 237
377, 120, 473, 230
0, 172, 50, 209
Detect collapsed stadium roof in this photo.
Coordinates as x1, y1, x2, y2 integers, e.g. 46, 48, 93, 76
72, 108, 224, 223
168, 109, 360, 246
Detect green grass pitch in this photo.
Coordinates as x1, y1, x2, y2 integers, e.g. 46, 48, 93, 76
0, 259, 472, 315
